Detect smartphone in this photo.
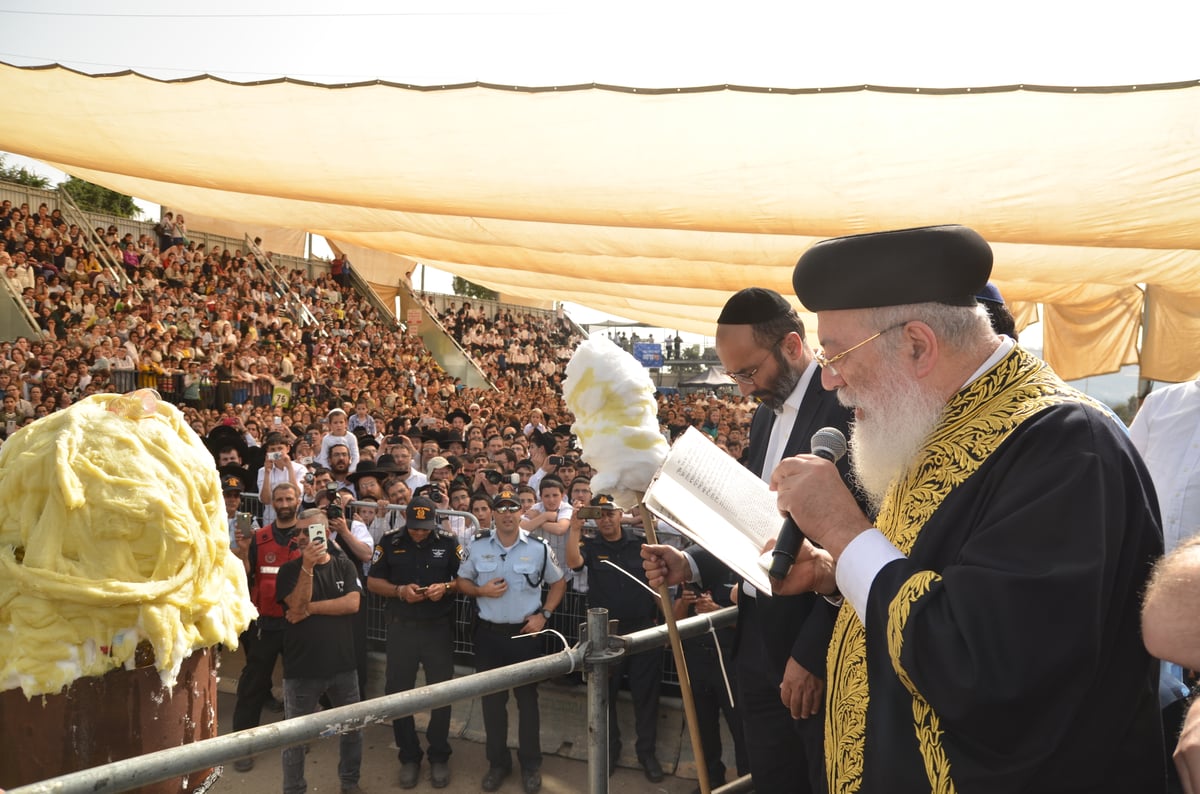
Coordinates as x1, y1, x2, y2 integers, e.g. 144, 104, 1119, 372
308, 522, 327, 546
548, 455, 564, 467
413, 585, 427, 595
236, 512, 253, 534
273, 416, 282, 425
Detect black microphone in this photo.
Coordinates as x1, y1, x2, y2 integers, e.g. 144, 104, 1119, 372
767, 427, 848, 581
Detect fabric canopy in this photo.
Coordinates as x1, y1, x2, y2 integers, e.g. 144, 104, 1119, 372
2, 63, 1198, 381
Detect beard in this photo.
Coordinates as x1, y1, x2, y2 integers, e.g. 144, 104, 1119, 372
275, 504, 297, 523
841, 361, 946, 514
754, 351, 803, 412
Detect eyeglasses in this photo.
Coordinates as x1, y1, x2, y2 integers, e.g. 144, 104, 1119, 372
721, 348, 776, 385
495, 505, 521, 513
813, 322, 910, 376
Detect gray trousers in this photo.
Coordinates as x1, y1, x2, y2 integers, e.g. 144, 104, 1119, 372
282, 669, 362, 794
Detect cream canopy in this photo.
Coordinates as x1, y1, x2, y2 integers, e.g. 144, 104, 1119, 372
1, 62, 1198, 381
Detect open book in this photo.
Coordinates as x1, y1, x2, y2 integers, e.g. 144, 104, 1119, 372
642, 427, 781, 593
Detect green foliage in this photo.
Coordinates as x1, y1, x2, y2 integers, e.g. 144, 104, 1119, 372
0, 155, 51, 188
452, 275, 499, 301
58, 176, 140, 218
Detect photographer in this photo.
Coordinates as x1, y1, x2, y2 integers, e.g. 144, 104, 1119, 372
314, 485, 372, 700
257, 431, 307, 524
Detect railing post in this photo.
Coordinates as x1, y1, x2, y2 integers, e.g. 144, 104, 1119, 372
583, 608, 622, 794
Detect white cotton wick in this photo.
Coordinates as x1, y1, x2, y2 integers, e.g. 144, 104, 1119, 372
563, 337, 668, 508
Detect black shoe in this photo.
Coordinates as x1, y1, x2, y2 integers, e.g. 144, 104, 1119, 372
521, 768, 542, 794
430, 760, 450, 789
399, 761, 420, 789
482, 766, 510, 792
639, 755, 664, 783
233, 757, 254, 773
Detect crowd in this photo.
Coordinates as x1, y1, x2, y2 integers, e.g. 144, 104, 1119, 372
8, 194, 1199, 794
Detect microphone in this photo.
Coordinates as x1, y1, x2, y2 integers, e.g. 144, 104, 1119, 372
767, 427, 848, 581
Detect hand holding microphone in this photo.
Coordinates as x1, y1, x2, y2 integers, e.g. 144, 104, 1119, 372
767, 427, 847, 581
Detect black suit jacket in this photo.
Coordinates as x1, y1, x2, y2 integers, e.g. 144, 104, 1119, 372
694, 370, 855, 681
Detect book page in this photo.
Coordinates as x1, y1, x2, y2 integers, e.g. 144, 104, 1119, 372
644, 427, 783, 593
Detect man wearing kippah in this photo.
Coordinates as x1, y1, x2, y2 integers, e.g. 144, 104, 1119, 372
702, 286, 860, 793
758, 226, 1165, 791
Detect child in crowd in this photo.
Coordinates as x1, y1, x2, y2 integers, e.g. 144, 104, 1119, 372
316, 407, 360, 471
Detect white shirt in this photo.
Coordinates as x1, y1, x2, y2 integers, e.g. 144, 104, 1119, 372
257, 460, 307, 524
745, 360, 817, 599
1131, 379, 1200, 553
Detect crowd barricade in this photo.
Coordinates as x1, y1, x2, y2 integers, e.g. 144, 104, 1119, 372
232, 492, 682, 685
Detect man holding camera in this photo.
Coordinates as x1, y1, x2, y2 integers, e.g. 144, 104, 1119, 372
257, 432, 307, 525
566, 494, 664, 781
276, 508, 365, 794
367, 496, 463, 789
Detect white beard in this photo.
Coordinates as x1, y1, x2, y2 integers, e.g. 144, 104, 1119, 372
841, 363, 946, 514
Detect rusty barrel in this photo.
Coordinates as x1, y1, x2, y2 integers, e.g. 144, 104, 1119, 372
0, 646, 220, 793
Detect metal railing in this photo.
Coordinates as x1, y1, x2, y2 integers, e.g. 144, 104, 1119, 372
7, 607, 739, 794
56, 185, 139, 298
244, 234, 318, 328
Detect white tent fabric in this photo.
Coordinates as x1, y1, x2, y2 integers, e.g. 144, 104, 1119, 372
2, 63, 1198, 380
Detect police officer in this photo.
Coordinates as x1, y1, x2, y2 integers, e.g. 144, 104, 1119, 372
566, 494, 665, 781
457, 487, 566, 794
367, 496, 462, 790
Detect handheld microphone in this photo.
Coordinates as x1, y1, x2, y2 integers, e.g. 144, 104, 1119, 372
767, 427, 848, 581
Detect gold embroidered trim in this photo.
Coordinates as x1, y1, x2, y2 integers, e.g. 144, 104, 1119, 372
826, 347, 1098, 793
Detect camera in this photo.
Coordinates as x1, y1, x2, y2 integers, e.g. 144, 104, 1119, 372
308, 521, 327, 545
326, 503, 343, 521
548, 456, 564, 467
268, 451, 281, 461
429, 486, 443, 503
303, 472, 314, 484
483, 470, 504, 485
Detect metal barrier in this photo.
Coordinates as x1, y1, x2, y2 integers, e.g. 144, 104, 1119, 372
235, 492, 682, 684
7, 606, 738, 794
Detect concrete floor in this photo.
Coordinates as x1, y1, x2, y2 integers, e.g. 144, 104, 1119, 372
207, 649, 732, 794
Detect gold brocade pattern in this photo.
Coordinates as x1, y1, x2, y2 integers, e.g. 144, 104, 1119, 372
825, 347, 1100, 793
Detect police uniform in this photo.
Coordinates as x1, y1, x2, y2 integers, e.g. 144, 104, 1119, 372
458, 487, 564, 786
571, 494, 663, 777
368, 495, 462, 780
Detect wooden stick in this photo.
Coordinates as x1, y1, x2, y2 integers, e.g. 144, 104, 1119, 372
639, 499, 711, 794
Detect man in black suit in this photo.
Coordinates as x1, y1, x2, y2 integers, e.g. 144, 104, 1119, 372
682, 287, 856, 793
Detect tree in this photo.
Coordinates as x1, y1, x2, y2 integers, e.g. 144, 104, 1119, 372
452, 275, 499, 301
58, 176, 140, 218
0, 155, 51, 188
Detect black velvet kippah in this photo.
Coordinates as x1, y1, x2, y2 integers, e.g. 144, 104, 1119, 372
717, 287, 793, 325
792, 225, 992, 312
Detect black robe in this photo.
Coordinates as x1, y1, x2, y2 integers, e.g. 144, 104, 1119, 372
826, 347, 1165, 794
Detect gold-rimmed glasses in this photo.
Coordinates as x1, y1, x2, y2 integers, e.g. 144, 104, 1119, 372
813, 322, 910, 376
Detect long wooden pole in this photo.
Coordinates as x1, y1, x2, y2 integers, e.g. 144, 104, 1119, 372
639, 500, 711, 794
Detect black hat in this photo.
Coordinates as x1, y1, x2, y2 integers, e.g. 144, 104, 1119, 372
717, 287, 794, 325
552, 423, 573, 437
406, 496, 439, 531
446, 408, 470, 424
358, 435, 379, 450
529, 429, 555, 454
374, 453, 401, 473
589, 493, 620, 510
217, 464, 250, 493
205, 424, 248, 460
347, 459, 385, 485
792, 225, 992, 312
493, 487, 521, 507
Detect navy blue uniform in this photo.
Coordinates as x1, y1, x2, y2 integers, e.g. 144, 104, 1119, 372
369, 529, 462, 764
574, 528, 663, 763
